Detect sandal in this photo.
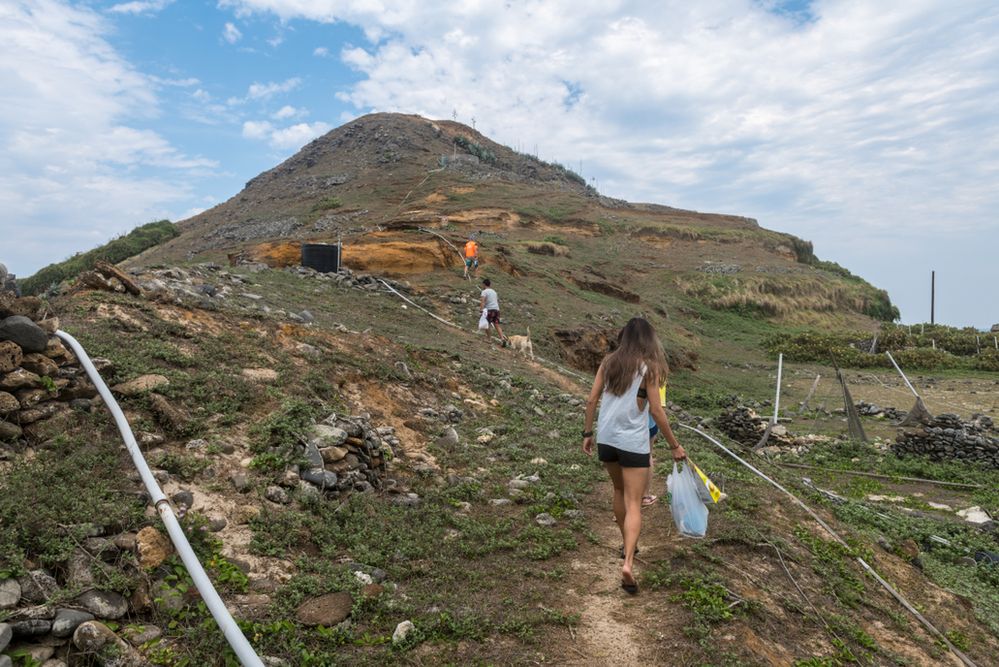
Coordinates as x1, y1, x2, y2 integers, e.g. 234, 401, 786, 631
641, 494, 658, 507
621, 579, 639, 595
618, 545, 640, 559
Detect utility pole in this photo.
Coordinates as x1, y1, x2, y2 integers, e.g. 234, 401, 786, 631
930, 270, 935, 325
471, 116, 476, 130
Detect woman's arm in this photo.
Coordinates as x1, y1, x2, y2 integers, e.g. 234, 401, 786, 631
581, 363, 605, 455
646, 371, 686, 461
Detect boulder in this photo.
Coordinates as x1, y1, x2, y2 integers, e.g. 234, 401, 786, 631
20, 353, 59, 377
0, 420, 22, 440
309, 424, 348, 447
295, 591, 353, 626
73, 620, 146, 666
18, 569, 58, 603
0, 621, 10, 652
0, 578, 18, 609
0, 391, 18, 415
301, 468, 338, 490
0, 368, 41, 391
0, 315, 48, 352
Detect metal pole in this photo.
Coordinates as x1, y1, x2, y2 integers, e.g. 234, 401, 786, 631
772, 353, 783, 424
56, 331, 265, 667
885, 351, 920, 398
930, 270, 935, 325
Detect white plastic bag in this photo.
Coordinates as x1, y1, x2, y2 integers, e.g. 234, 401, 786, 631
477, 308, 489, 331
667, 462, 709, 538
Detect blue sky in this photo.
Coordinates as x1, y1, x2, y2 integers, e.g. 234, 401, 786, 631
1, 1, 998, 328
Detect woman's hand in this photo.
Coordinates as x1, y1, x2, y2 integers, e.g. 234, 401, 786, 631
671, 443, 687, 461
582, 436, 594, 455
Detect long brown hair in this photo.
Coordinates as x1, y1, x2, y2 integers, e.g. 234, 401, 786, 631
602, 317, 669, 395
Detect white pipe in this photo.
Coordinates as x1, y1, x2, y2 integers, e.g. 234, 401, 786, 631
56, 330, 265, 667
677, 422, 977, 667
772, 353, 783, 424
885, 351, 920, 398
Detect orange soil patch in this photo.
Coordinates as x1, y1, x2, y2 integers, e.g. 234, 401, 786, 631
445, 208, 522, 232
450, 186, 475, 195
342, 240, 459, 275
153, 305, 228, 336
423, 192, 446, 204
248, 240, 302, 267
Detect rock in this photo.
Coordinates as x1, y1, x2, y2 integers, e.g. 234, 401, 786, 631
899, 539, 920, 561
18, 646, 55, 663
52, 608, 95, 637
392, 620, 415, 644
301, 468, 338, 490
265, 485, 290, 504
535, 513, 557, 527
76, 590, 129, 619
0, 578, 19, 609
121, 624, 162, 646
171, 489, 195, 509
18, 570, 58, 602
489, 498, 512, 506
310, 424, 348, 448
0, 340, 22, 373
242, 368, 279, 383
320, 445, 349, 463
296, 591, 353, 626
231, 472, 251, 492
41, 660, 67, 667
66, 550, 96, 590
302, 440, 324, 468
20, 353, 58, 378
207, 516, 228, 532
0, 655, 9, 667
11, 619, 51, 636
0, 420, 21, 440
392, 493, 421, 507
0, 367, 40, 391
353, 571, 373, 585
112, 374, 169, 396
136, 526, 172, 569
0, 622, 10, 652
435, 426, 459, 448
360, 583, 385, 599
73, 620, 145, 665
0, 315, 48, 352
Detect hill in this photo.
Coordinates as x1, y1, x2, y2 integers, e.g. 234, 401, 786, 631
2, 113, 996, 666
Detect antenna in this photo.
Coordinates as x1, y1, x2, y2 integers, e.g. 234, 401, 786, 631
471, 116, 476, 129
452, 108, 457, 121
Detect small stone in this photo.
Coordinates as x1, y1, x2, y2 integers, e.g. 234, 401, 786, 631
0, 368, 40, 391
0, 578, 20, 609
76, 590, 129, 619
11, 619, 51, 637
0, 622, 11, 652
301, 468, 338, 490
265, 485, 290, 504
392, 620, 415, 644
489, 498, 512, 506
112, 374, 169, 396
353, 571, 373, 585
360, 583, 384, 599
73, 620, 143, 664
296, 591, 353, 626
185, 438, 208, 450
136, 526, 173, 569
0, 340, 22, 373
435, 426, 459, 448
18, 569, 58, 603
320, 445, 349, 463
530, 457, 548, 465
311, 424, 348, 448
231, 472, 251, 492
121, 624, 162, 645
535, 513, 557, 527
171, 489, 195, 509
51, 609, 95, 638
242, 368, 279, 383
113, 532, 138, 551
207, 516, 228, 532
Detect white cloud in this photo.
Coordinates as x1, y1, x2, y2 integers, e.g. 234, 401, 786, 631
227, 77, 302, 105
313, 46, 330, 57
242, 119, 331, 149
223, 21, 242, 44
0, 0, 213, 277
272, 105, 303, 119
108, 0, 173, 15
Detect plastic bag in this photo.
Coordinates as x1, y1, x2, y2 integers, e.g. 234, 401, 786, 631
692, 461, 722, 504
667, 462, 709, 538
477, 309, 489, 331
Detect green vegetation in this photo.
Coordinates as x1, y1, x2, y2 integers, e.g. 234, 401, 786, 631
19, 220, 178, 295
311, 196, 342, 212
454, 135, 496, 163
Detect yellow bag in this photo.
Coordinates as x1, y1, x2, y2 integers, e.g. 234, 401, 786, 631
692, 462, 722, 504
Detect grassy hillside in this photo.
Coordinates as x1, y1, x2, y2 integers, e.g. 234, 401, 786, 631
19, 220, 178, 295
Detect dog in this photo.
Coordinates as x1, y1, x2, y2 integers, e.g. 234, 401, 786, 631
506, 327, 534, 360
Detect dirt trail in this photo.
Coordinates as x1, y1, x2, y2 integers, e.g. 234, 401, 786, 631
553, 482, 691, 666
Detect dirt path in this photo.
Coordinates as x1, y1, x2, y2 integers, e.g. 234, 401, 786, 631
552, 481, 691, 666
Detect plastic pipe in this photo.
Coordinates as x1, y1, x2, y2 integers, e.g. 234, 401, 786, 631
885, 351, 920, 398
772, 352, 783, 424
56, 330, 265, 667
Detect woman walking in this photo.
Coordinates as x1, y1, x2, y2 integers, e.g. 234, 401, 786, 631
581, 317, 686, 594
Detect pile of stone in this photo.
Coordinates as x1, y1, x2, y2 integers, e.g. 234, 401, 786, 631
893, 413, 999, 468
717, 406, 793, 448
257, 413, 399, 501
855, 401, 905, 421
0, 292, 99, 448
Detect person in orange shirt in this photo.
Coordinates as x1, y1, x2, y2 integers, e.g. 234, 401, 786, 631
463, 237, 479, 278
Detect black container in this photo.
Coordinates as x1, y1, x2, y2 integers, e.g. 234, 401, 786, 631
301, 243, 340, 273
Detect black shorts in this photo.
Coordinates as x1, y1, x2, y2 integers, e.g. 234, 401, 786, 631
486, 309, 500, 324
597, 444, 650, 468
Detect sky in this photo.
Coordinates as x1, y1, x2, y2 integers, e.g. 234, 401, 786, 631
1, 1, 997, 328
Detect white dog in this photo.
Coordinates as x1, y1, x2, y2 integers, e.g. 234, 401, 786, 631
506, 327, 534, 360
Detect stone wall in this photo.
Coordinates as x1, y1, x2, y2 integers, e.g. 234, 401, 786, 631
0, 292, 97, 448
893, 413, 999, 468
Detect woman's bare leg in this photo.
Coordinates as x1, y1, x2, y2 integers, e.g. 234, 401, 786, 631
604, 462, 625, 531
620, 466, 646, 586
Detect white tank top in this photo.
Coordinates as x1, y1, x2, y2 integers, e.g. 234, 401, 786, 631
596, 365, 649, 453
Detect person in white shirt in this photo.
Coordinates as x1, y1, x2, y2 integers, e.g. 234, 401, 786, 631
581, 317, 686, 594
479, 278, 508, 345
